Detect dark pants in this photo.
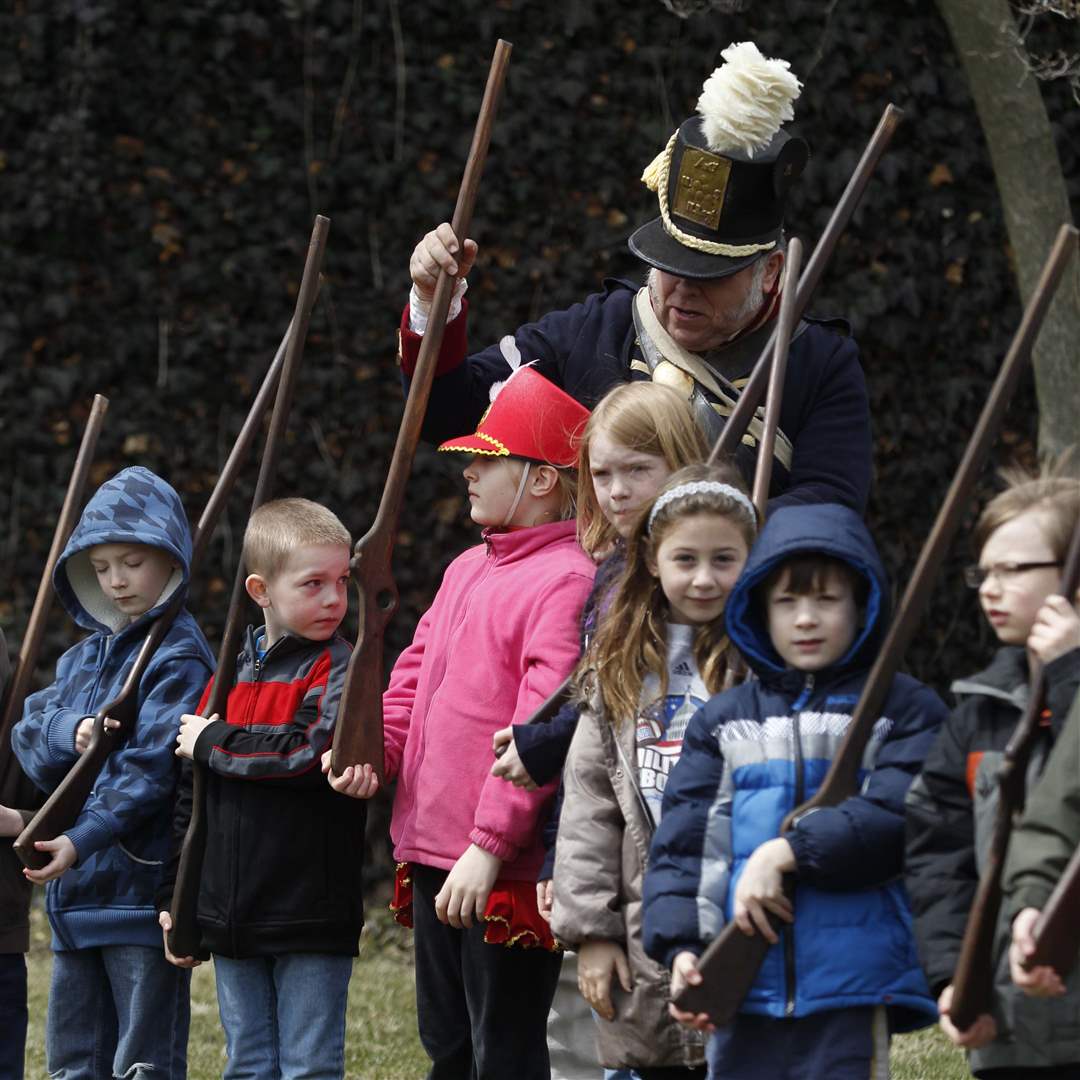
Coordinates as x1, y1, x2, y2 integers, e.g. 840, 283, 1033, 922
638, 1068, 707, 1079
412, 863, 562, 1080
0, 953, 27, 1080
706, 1006, 888, 1080
978, 1070, 1080, 1079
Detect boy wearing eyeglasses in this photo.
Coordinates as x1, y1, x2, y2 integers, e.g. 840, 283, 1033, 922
905, 467, 1080, 1079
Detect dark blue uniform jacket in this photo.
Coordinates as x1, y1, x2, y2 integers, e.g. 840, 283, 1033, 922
400, 279, 872, 513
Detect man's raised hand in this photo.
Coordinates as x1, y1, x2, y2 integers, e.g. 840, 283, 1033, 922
409, 223, 478, 305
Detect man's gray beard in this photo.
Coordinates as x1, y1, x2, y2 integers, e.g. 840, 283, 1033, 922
645, 263, 768, 362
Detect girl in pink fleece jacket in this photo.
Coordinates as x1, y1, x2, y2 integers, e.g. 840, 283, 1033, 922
328, 367, 594, 1079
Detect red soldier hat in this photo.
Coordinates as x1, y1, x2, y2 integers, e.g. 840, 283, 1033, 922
438, 366, 589, 468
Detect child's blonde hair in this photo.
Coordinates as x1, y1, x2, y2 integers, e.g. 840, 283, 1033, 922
972, 458, 1080, 561
578, 462, 757, 723
243, 498, 351, 580
576, 382, 708, 557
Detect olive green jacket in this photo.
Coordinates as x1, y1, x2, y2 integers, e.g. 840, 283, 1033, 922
1004, 687, 1080, 918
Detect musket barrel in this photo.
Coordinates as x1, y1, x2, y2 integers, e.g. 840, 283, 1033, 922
332, 40, 512, 780
167, 215, 329, 960
0, 394, 108, 811
751, 237, 803, 518
707, 105, 903, 466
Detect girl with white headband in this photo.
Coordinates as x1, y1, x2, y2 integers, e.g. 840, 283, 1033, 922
549, 463, 757, 1080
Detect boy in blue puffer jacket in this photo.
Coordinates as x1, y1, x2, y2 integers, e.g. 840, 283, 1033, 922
642, 503, 945, 1079
12, 466, 214, 1080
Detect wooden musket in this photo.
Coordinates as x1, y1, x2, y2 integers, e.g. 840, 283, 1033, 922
949, 520, 1080, 1027
677, 222, 1080, 1025
1028, 838, 1080, 977
707, 104, 903, 466
750, 237, 803, 519
167, 216, 329, 959
331, 40, 512, 780
0, 395, 109, 806
14, 322, 295, 869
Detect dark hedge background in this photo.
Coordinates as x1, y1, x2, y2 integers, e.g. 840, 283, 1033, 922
1, 1, 1077, 879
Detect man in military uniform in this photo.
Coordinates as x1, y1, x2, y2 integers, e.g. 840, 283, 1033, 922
399, 42, 872, 513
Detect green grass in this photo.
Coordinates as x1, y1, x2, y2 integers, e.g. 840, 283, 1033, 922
24, 899, 969, 1078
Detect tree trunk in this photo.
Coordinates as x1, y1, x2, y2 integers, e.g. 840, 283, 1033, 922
937, 0, 1079, 468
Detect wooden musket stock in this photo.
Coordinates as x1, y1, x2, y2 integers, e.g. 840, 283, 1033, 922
950, 520, 1080, 1027
707, 104, 903, 466
677, 223, 1080, 1026
750, 237, 803, 518
14, 324, 295, 870
0, 395, 109, 806
1029, 840, 1080, 976
331, 40, 512, 780
167, 217, 329, 959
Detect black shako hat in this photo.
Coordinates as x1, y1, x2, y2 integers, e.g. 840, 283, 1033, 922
629, 42, 810, 281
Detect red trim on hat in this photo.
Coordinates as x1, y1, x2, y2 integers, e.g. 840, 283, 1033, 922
438, 431, 510, 457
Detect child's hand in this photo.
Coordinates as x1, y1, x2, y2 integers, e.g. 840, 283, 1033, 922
490, 726, 537, 790
158, 910, 202, 969
577, 939, 632, 1021
320, 750, 380, 799
536, 879, 554, 922
668, 951, 714, 1032
1009, 907, 1066, 997
1028, 594, 1080, 666
74, 715, 120, 754
732, 837, 796, 944
936, 983, 997, 1048
175, 713, 218, 760
23, 835, 77, 884
435, 844, 501, 929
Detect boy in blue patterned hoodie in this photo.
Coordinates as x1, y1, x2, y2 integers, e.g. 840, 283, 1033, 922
642, 504, 945, 1079
12, 466, 214, 1080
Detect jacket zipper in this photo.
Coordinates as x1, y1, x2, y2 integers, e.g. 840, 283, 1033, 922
231, 646, 263, 956
405, 548, 496, 844
785, 672, 812, 1017
613, 710, 705, 1065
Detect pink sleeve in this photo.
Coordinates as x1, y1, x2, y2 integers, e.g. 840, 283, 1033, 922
382, 604, 435, 780
470, 569, 594, 861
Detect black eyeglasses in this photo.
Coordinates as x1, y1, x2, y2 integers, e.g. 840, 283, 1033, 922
962, 561, 1062, 589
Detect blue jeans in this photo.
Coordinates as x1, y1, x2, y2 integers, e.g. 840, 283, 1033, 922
213, 953, 353, 1080
45, 945, 190, 1080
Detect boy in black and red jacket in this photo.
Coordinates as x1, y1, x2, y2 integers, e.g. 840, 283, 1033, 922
157, 498, 365, 1078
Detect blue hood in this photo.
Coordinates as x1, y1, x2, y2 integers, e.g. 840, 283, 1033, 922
723, 503, 890, 680
54, 466, 193, 634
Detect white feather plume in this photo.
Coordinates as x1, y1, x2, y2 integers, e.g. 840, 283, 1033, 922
488, 335, 537, 402
696, 42, 801, 158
